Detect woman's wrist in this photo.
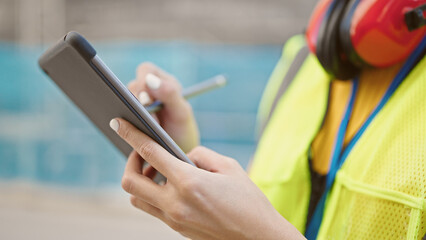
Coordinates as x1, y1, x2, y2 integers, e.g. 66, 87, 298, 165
266, 213, 306, 240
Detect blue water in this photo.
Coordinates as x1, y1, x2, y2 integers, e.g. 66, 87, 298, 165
0, 41, 281, 188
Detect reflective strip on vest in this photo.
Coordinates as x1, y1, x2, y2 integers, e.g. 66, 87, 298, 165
256, 34, 307, 136
250, 37, 426, 239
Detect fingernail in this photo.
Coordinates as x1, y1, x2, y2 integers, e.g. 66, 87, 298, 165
109, 119, 119, 132
146, 73, 161, 90
138, 91, 151, 105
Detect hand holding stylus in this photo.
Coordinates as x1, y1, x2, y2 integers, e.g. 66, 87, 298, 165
145, 74, 227, 113
127, 62, 200, 153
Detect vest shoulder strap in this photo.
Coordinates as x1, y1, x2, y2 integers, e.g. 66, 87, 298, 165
258, 44, 310, 136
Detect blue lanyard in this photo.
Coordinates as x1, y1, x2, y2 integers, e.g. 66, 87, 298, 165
305, 36, 426, 239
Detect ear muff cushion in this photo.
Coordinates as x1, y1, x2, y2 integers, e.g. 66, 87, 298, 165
339, 0, 426, 68
316, 0, 359, 80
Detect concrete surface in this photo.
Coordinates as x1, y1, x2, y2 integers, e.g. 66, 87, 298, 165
0, 181, 184, 240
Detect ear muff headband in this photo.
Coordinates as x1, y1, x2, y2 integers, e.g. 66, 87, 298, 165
316, 0, 359, 79
306, 0, 333, 54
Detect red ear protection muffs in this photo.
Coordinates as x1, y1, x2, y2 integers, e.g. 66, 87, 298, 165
306, 0, 426, 80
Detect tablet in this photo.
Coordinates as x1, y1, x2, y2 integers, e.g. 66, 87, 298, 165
38, 31, 195, 179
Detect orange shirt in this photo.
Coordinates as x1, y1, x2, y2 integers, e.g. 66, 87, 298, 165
311, 63, 403, 175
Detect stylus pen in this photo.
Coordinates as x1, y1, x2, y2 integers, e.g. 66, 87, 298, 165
145, 74, 227, 113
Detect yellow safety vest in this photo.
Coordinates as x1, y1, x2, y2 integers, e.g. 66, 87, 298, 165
250, 35, 426, 239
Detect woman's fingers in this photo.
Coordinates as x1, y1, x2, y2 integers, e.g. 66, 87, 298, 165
127, 80, 150, 105
143, 165, 158, 180
127, 151, 157, 184
130, 195, 166, 220
136, 62, 163, 81
134, 62, 184, 109
127, 150, 144, 174
122, 151, 164, 207
111, 118, 188, 180
145, 74, 184, 109
128, 62, 166, 105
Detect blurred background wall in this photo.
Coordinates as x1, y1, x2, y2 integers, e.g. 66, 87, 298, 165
0, 0, 316, 239
1, 0, 312, 44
